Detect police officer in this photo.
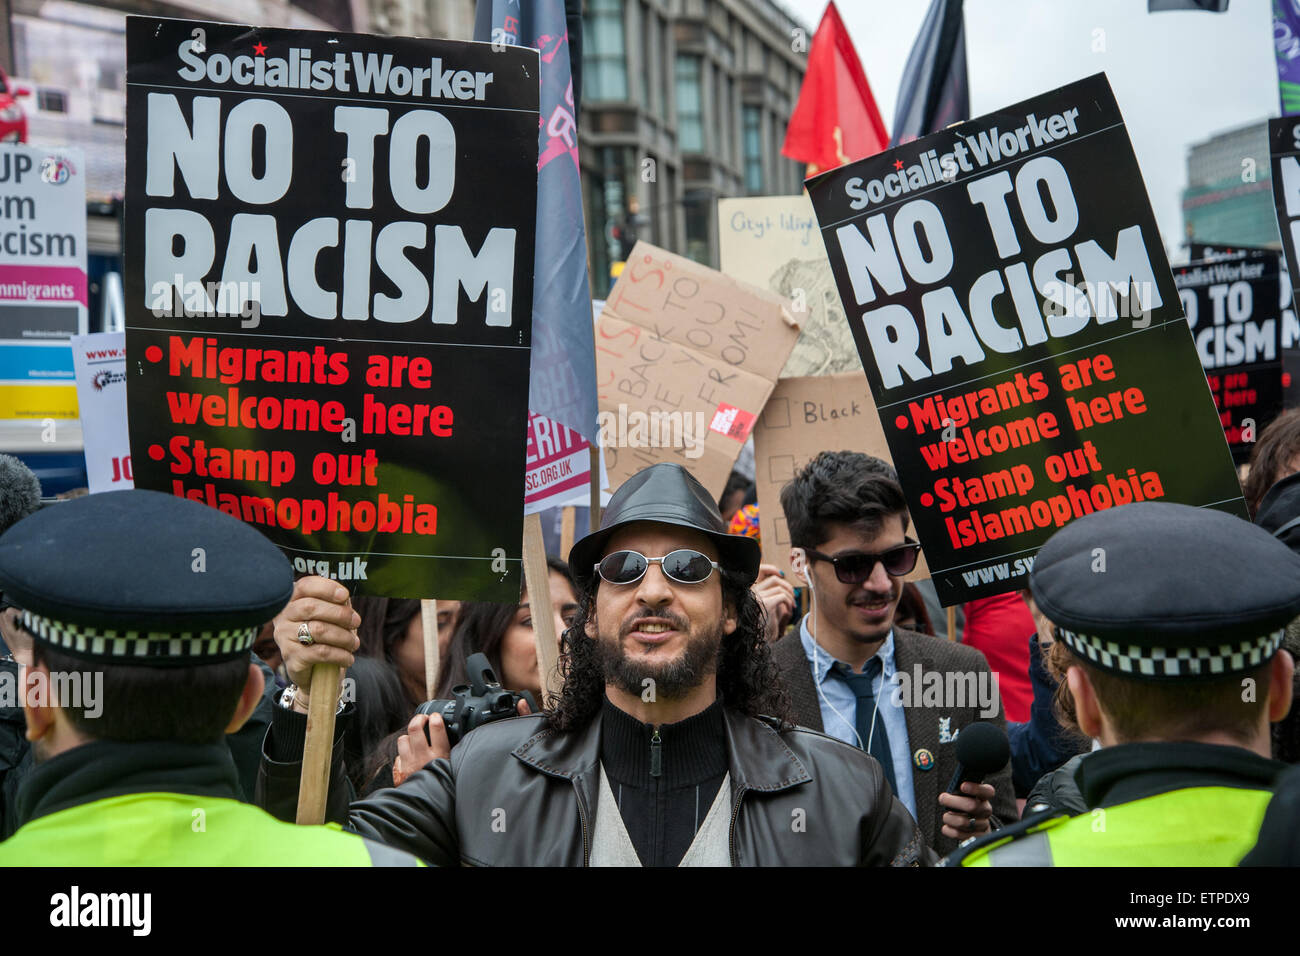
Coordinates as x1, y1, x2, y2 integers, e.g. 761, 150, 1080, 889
949, 501, 1300, 867
0, 489, 417, 866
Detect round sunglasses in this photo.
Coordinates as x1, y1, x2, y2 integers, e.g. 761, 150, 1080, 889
595, 549, 720, 585
803, 540, 921, 584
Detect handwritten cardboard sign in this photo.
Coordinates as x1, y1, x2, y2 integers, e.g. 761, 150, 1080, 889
753, 371, 930, 579
595, 241, 799, 498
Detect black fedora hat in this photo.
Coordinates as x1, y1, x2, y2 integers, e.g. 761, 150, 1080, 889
568, 463, 761, 587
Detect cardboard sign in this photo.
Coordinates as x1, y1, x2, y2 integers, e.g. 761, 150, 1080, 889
524, 410, 592, 514
718, 195, 861, 377
595, 241, 800, 498
753, 371, 930, 580
124, 18, 538, 601
807, 73, 1243, 605
0, 144, 87, 423
1174, 254, 1283, 462
70, 332, 132, 493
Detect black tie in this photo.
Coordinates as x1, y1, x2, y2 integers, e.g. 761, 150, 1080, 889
834, 658, 898, 796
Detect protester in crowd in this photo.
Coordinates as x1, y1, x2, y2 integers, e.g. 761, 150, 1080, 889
752, 564, 796, 643
894, 583, 934, 636
950, 502, 1300, 866
960, 594, 1033, 723
771, 451, 1017, 857
1006, 592, 1090, 800
257, 463, 931, 866
717, 470, 752, 525
0, 489, 418, 865
434, 557, 578, 703
342, 657, 414, 796
354, 598, 462, 711
1249, 470, 1300, 763
1243, 408, 1300, 517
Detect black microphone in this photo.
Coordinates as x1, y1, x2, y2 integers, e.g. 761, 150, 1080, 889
0, 454, 41, 536
946, 721, 1010, 794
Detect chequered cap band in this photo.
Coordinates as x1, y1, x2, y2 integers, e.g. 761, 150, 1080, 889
21, 610, 257, 661
1056, 626, 1285, 678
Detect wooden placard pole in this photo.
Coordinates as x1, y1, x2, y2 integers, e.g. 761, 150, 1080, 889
522, 511, 563, 704
296, 662, 342, 825
946, 606, 957, 643
421, 598, 440, 700
589, 446, 601, 530
560, 506, 576, 558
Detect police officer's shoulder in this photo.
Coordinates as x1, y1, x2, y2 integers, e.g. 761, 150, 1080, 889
938, 805, 1072, 867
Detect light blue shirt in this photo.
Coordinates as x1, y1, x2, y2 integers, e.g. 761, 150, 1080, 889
799, 617, 917, 820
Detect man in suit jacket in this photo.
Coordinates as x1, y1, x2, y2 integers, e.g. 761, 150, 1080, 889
771, 451, 1018, 857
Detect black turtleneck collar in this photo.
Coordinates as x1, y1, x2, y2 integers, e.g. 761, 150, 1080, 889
16, 739, 242, 827
1077, 741, 1284, 809
599, 696, 727, 787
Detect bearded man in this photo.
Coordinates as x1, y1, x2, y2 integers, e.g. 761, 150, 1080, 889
256, 463, 931, 866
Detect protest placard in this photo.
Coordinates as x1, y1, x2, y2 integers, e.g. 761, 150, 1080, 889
124, 17, 538, 601
718, 194, 861, 377
1189, 244, 1300, 409
807, 73, 1243, 605
524, 410, 592, 514
70, 332, 131, 493
752, 370, 930, 580
0, 144, 86, 424
1173, 253, 1282, 462
595, 240, 800, 498
1267, 122, 1300, 410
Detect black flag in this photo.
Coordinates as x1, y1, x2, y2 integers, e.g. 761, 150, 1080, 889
891, 0, 969, 147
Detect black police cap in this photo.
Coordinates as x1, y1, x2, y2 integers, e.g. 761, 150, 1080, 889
0, 489, 293, 665
1029, 501, 1300, 680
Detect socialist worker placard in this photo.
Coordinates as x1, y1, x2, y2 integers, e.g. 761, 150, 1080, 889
807, 73, 1243, 605
124, 17, 537, 601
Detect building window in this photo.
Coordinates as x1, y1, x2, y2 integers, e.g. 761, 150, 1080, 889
743, 106, 763, 192
676, 55, 704, 152
685, 190, 710, 264
584, 0, 628, 101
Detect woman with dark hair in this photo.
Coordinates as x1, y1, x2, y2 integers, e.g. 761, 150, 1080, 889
436, 556, 580, 702
1243, 408, 1300, 517
353, 597, 462, 710
893, 582, 935, 636
340, 657, 411, 795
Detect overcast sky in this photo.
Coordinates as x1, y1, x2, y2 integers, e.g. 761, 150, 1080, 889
780, 0, 1278, 259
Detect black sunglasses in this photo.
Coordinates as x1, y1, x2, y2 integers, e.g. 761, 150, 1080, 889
803, 541, 921, 584
595, 549, 720, 585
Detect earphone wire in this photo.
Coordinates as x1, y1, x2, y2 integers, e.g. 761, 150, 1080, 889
801, 550, 881, 753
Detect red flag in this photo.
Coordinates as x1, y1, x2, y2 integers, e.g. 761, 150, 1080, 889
782, 1, 889, 175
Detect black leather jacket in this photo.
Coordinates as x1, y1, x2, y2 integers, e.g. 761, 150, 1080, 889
258, 707, 934, 866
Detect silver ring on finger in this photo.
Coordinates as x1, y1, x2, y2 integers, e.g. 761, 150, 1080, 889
297, 621, 315, 646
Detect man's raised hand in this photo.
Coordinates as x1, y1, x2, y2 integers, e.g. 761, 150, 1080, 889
272, 575, 361, 691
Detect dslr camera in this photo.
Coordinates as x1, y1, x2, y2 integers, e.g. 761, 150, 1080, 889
416, 652, 537, 746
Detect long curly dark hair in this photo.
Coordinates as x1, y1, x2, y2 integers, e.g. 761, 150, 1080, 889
544, 567, 790, 731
